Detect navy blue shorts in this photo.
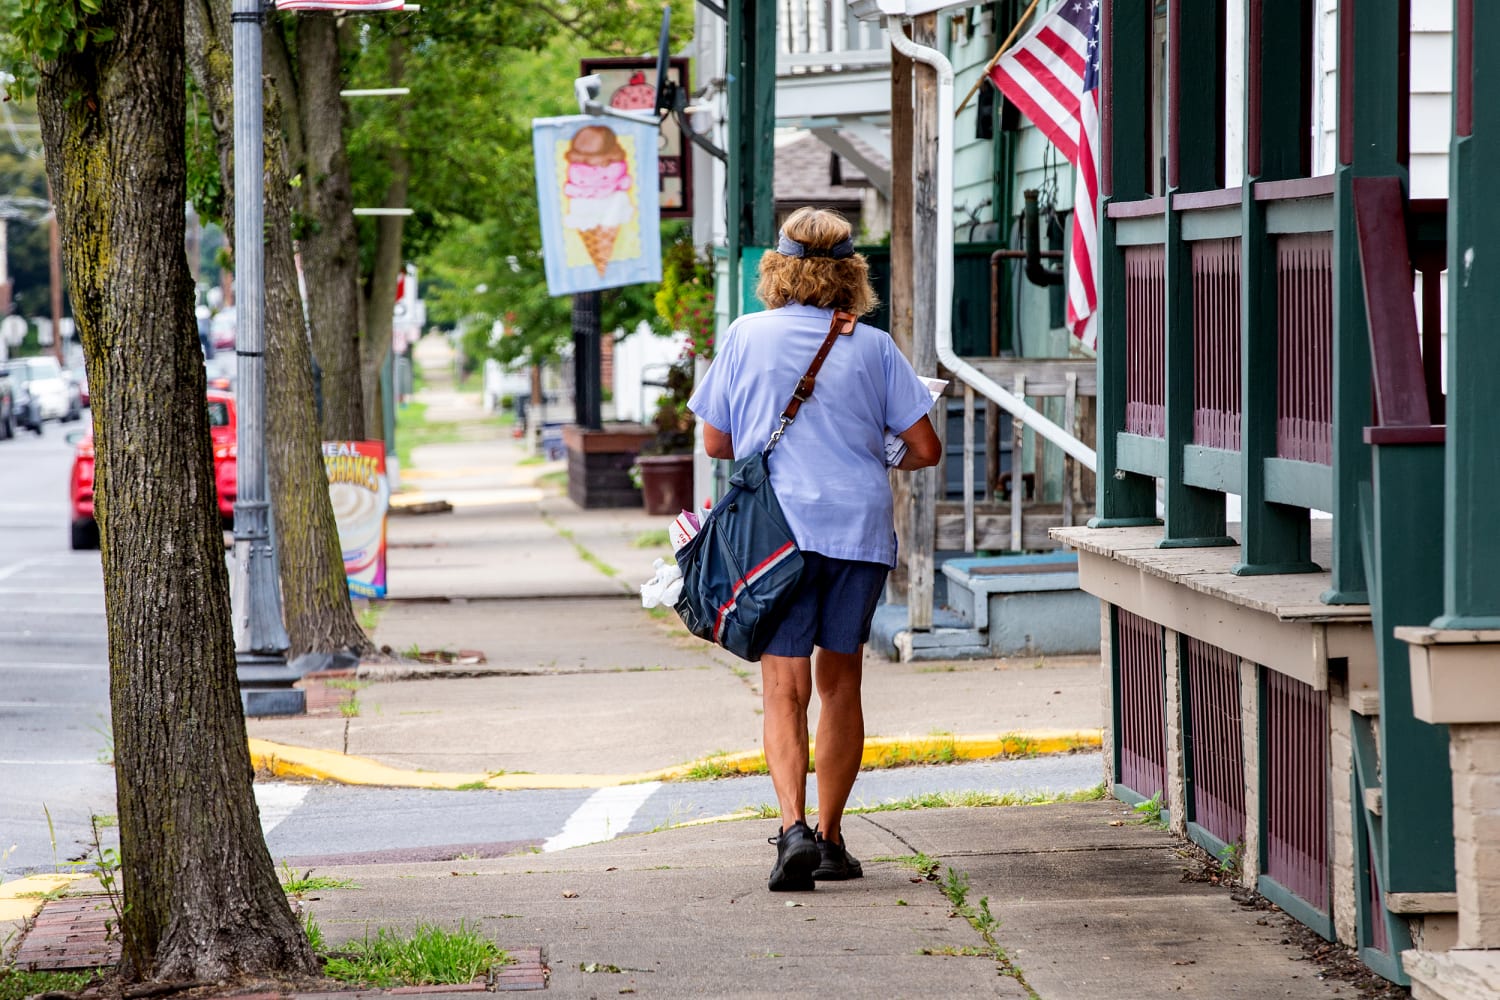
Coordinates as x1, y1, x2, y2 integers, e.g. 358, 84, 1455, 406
762, 552, 890, 658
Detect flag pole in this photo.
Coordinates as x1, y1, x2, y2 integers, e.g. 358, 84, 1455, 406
954, 0, 1043, 116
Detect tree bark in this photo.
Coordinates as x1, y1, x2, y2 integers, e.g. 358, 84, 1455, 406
37, 1, 315, 981
295, 13, 365, 441
361, 34, 410, 442
186, 0, 376, 659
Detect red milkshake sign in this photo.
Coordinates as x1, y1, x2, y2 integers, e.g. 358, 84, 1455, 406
323, 440, 390, 598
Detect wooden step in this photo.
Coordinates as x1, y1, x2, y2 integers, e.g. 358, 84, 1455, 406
935, 502, 1095, 552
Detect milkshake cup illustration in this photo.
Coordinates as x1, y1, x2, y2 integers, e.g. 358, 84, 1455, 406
563, 125, 633, 277
330, 475, 390, 588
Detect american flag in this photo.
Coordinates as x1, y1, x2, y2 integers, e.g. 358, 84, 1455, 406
988, 0, 1102, 348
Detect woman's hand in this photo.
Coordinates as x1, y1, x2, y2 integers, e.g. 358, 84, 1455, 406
893, 415, 942, 470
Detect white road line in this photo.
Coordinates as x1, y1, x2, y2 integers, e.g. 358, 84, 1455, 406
0, 759, 103, 766
0, 558, 44, 583
254, 783, 311, 837
543, 782, 662, 853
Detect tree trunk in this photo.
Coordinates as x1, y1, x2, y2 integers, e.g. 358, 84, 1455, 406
37, 2, 315, 981
361, 35, 410, 443
187, 0, 376, 659
296, 13, 365, 441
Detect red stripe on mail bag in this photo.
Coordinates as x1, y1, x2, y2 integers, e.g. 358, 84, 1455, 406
713, 541, 798, 644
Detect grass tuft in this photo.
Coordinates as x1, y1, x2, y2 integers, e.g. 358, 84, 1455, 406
851, 784, 1106, 815
280, 862, 360, 897
0, 968, 100, 1000
322, 921, 508, 988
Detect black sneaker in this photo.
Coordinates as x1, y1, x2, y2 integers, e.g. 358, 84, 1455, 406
812, 828, 863, 880
767, 820, 819, 892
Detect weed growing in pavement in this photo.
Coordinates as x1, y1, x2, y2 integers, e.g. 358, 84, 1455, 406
869, 852, 942, 881
326, 679, 372, 692
1005, 734, 1040, 758
938, 865, 1036, 997
645, 604, 670, 620
632, 529, 671, 548
339, 697, 362, 719
850, 787, 1081, 814
541, 515, 620, 579
356, 602, 384, 633
91, 719, 114, 766
401, 643, 422, 660
681, 753, 765, 781
278, 861, 359, 897
1217, 840, 1244, 877
302, 911, 326, 953
918, 945, 986, 956
454, 781, 488, 792
1133, 791, 1167, 828
872, 739, 958, 768
321, 921, 509, 988
0, 968, 101, 1000
517, 455, 545, 467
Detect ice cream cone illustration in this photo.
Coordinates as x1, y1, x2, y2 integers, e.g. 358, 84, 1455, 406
563, 125, 633, 277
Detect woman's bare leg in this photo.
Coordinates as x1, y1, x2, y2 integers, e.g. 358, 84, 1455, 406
761, 653, 814, 829
812, 646, 864, 844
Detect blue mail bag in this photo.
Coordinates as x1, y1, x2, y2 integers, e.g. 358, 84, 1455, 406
673, 452, 805, 661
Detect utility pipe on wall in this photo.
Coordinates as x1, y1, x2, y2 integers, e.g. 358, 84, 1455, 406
886, 19, 1098, 473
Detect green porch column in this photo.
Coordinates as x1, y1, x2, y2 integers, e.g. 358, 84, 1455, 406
1437, 0, 1500, 628
1160, 0, 1233, 548
1324, 0, 1404, 604
726, 0, 778, 321
1234, 0, 1319, 576
1091, 0, 1158, 528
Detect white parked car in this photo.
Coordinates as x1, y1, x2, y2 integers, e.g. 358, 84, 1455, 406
4, 356, 72, 431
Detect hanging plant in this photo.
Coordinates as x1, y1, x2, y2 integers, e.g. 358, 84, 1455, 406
654, 234, 716, 360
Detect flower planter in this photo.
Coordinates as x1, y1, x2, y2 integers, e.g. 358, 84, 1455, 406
562, 423, 653, 509
637, 453, 696, 516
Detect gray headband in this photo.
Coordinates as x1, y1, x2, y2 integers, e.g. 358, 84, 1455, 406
775, 230, 855, 260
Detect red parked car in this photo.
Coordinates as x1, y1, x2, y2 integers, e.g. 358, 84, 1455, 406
69, 391, 238, 550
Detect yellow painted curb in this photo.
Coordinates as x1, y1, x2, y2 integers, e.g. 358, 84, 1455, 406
249, 729, 1101, 793
0, 874, 90, 922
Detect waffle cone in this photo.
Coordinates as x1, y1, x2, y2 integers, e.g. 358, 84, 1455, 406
579, 225, 620, 276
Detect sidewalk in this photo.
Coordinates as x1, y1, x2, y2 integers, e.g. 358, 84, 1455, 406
245, 336, 1104, 787
2, 337, 1368, 997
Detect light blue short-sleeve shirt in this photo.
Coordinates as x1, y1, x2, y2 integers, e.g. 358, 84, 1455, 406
688, 304, 936, 567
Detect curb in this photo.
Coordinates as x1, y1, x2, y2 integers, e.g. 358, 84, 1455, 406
249, 729, 1102, 792
0, 873, 91, 924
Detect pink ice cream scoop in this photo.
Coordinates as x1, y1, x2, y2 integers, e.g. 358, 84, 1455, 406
565, 161, 632, 200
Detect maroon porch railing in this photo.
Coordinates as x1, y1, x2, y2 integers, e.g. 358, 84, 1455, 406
1117, 608, 1168, 802
1264, 669, 1330, 914
1366, 829, 1389, 954
1191, 238, 1243, 451
1275, 233, 1334, 464
1125, 245, 1166, 438
1185, 637, 1246, 850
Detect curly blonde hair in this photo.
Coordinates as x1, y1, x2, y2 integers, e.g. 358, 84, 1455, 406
756, 207, 879, 317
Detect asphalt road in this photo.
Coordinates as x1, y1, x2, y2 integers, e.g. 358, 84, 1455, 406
0, 419, 117, 875
0, 422, 1102, 878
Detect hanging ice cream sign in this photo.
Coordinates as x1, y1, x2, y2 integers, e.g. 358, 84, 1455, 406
532, 115, 662, 296
323, 440, 390, 599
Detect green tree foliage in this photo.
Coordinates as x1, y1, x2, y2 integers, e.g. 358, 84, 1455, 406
337, 3, 693, 367
0, 103, 55, 319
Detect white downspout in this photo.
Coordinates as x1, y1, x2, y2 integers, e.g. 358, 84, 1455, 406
886, 19, 1098, 473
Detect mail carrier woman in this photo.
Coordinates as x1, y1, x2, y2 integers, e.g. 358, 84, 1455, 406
688, 207, 942, 891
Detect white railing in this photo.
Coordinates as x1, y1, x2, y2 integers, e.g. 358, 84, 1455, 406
778, 0, 889, 73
